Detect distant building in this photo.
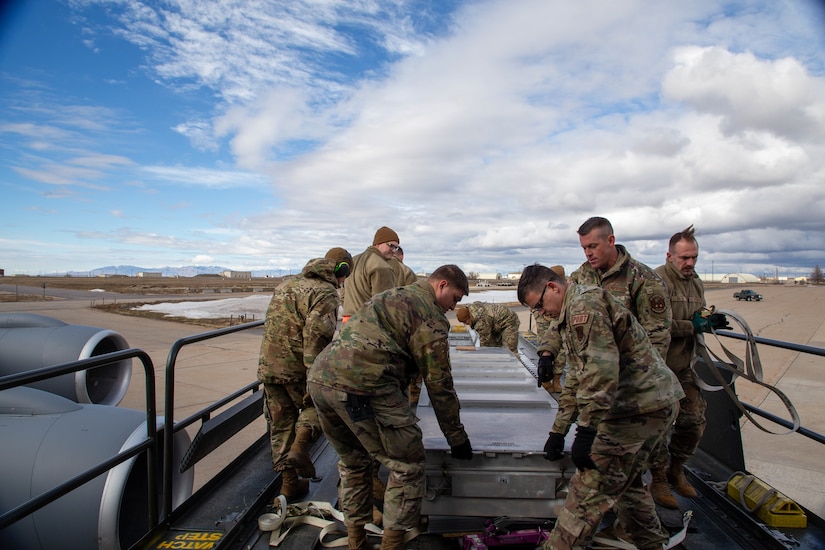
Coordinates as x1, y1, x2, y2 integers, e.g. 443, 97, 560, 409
699, 273, 760, 284
477, 272, 499, 281
221, 270, 252, 278
137, 272, 163, 278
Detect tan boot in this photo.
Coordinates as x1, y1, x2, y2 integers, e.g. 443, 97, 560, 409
380, 528, 406, 550
280, 468, 309, 501
667, 460, 698, 498
287, 426, 316, 478
649, 467, 679, 509
346, 525, 370, 550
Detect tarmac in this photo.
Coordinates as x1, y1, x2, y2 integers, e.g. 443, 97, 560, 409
1, 282, 823, 518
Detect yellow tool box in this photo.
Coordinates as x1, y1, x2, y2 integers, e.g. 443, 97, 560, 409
727, 473, 807, 528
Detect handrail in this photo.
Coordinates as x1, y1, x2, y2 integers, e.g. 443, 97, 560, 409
0, 349, 158, 530
161, 320, 264, 519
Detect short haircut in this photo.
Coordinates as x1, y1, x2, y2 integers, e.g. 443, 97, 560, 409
429, 264, 469, 295
517, 263, 564, 305
669, 225, 697, 253
578, 216, 613, 238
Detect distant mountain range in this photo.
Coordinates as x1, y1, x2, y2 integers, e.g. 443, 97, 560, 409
56, 265, 294, 278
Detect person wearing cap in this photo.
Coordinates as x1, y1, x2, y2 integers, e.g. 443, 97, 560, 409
343, 226, 401, 318
389, 245, 417, 287
308, 265, 473, 550
257, 247, 353, 500
455, 301, 520, 353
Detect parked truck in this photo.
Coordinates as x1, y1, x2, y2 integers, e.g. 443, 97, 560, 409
734, 289, 763, 301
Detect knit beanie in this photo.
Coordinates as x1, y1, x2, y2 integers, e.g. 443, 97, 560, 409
372, 226, 400, 246
550, 265, 565, 278
325, 247, 353, 277
456, 306, 472, 325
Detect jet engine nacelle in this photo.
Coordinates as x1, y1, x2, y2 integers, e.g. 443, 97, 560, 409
0, 313, 131, 405
0, 387, 194, 550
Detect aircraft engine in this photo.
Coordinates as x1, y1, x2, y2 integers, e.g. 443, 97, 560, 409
0, 387, 194, 550
0, 313, 131, 405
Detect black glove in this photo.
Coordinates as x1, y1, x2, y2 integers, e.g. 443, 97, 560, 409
543, 432, 565, 461
451, 439, 473, 460
571, 426, 597, 471
709, 312, 731, 330
537, 354, 555, 388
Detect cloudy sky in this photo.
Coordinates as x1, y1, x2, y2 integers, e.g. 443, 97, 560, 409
1, 0, 824, 279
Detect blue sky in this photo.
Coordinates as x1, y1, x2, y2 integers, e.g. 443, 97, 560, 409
1, 0, 824, 279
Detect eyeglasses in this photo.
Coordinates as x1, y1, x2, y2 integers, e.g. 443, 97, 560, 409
388, 243, 400, 252
531, 282, 548, 314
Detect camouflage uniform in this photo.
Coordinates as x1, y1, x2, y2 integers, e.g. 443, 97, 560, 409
307, 280, 469, 531
389, 256, 417, 287
465, 301, 520, 352
342, 246, 396, 316
651, 261, 707, 468
544, 284, 684, 550
534, 313, 567, 392
257, 258, 341, 472
538, 244, 671, 362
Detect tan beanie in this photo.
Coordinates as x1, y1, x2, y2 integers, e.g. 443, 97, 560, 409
456, 306, 472, 325
551, 265, 565, 278
325, 247, 353, 265
373, 226, 400, 246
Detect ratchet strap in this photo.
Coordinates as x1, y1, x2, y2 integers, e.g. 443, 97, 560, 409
259, 495, 421, 547
693, 308, 800, 435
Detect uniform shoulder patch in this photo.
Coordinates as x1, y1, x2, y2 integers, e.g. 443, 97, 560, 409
570, 313, 590, 325
650, 294, 667, 314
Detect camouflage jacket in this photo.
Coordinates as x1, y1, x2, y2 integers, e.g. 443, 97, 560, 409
655, 261, 705, 374
257, 258, 341, 384
539, 244, 671, 360
342, 246, 396, 315
309, 280, 468, 446
551, 284, 684, 434
466, 301, 519, 348
389, 257, 417, 287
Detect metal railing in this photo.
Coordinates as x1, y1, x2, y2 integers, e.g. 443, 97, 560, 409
161, 320, 264, 519
0, 349, 158, 530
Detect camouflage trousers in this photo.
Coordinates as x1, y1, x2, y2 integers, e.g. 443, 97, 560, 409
262, 382, 321, 471
478, 324, 519, 353
543, 405, 678, 550
308, 382, 425, 531
650, 367, 707, 469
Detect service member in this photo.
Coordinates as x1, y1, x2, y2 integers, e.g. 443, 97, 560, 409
519, 264, 684, 550
308, 265, 473, 550
257, 247, 352, 499
650, 225, 730, 508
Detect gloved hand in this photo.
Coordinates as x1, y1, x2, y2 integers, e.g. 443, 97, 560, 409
692, 311, 731, 332
709, 312, 731, 330
571, 426, 597, 471
537, 354, 555, 388
451, 439, 473, 460
543, 432, 565, 461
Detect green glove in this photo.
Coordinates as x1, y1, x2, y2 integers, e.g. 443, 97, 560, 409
692, 311, 730, 332
692, 311, 712, 332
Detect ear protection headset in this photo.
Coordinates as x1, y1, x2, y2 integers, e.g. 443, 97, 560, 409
334, 261, 351, 278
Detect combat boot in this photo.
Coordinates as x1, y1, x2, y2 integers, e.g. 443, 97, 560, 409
380, 529, 406, 550
279, 468, 309, 501
649, 467, 679, 509
286, 426, 316, 478
346, 524, 370, 550
667, 460, 698, 498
